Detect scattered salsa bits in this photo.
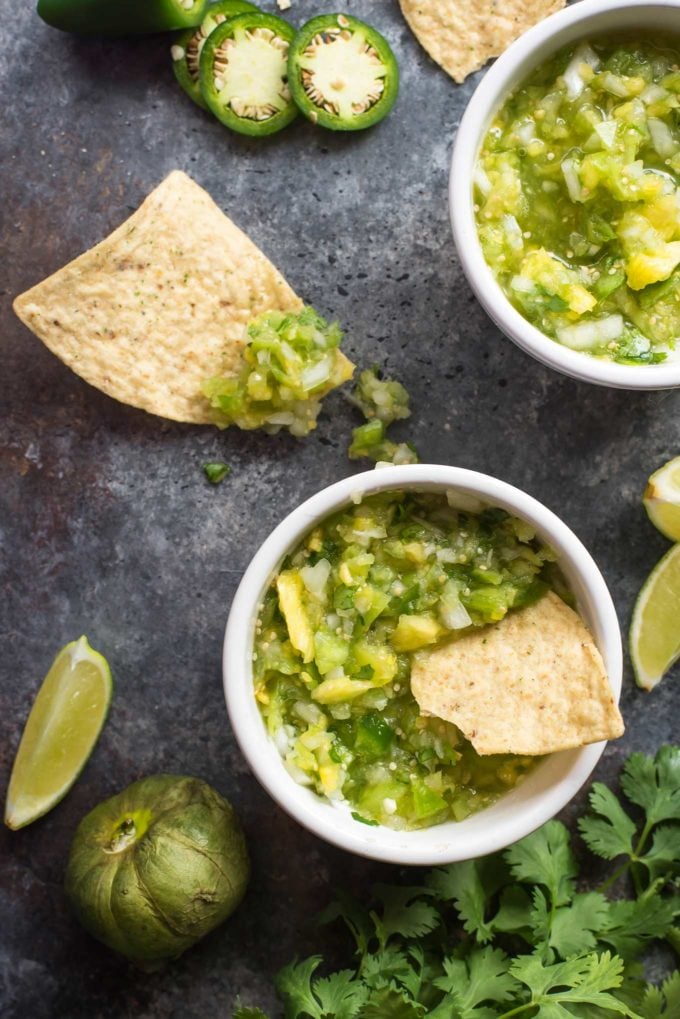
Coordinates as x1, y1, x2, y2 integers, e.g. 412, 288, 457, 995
203, 461, 232, 484
476, 36, 680, 365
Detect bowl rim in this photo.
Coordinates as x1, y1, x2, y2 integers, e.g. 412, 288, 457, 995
449, 0, 680, 391
223, 464, 623, 865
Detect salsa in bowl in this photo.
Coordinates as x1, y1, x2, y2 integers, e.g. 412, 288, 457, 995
451, 0, 680, 389
224, 465, 623, 864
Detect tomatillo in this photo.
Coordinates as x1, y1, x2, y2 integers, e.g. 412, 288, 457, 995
172, 0, 260, 109
200, 12, 298, 137
288, 13, 399, 131
38, 0, 209, 35
64, 774, 250, 966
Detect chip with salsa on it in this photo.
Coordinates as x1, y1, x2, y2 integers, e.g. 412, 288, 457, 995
411, 591, 624, 756
13, 171, 353, 429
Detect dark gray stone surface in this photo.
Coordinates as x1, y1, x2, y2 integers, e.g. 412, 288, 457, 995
1, 1, 678, 1015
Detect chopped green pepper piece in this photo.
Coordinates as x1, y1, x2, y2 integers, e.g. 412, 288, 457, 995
288, 14, 399, 131
38, 0, 208, 35
172, 0, 259, 109
354, 713, 394, 757
199, 12, 298, 136
203, 461, 231, 484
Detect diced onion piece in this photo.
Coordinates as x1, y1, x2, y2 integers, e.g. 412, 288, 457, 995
563, 43, 600, 98
648, 118, 677, 158
301, 354, 332, 392
510, 275, 536, 293
300, 558, 331, 599
561, 156, 584, 203
594, 120, 617, 149
266, 411, 296, 426
284, 760, 314, 786
502, 214, 524, 251
515, 120, 536, 145
641, 84, 668, 105
600, 71, 631, 98
293, 700, 324, 726
446, 490, 486, 513
474, 165, 492, 197
556, 314, 624, 350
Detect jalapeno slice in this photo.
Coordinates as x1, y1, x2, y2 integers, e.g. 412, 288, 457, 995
199, 12, 298, 136
172, 0, 259, 109
288, 14, 399, 131
38, 0, 209, 35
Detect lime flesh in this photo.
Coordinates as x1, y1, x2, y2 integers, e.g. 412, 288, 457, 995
644, 455, 680, 542
5, 637, 112, 829
630, 545, 680, 691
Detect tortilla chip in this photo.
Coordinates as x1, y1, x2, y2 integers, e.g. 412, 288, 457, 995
13, 171, 303, 424
399, 0, 566, 84
411, 591, 624, 755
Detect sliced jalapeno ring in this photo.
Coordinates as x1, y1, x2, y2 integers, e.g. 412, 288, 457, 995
172, 0, 259, 109
38, 0, 209, 35
200, 12, 298, 137
288, 13, 399, 131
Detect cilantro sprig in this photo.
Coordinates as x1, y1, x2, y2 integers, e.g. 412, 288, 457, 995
235, 747, 680, 1019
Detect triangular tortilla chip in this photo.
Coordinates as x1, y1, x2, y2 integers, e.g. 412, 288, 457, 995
13, 171, 302, 423
399, 0, 566, 85
411, 591, 624, 755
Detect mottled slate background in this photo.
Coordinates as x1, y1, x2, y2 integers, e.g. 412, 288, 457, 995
1, 0, 678, 1015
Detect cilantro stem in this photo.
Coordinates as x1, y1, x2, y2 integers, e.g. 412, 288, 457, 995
496, 1003, 536, 1018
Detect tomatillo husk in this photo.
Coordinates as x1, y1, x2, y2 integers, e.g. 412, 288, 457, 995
64, 774, 249, 967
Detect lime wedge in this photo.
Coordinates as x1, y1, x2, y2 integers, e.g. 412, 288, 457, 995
5, 637, 112, 830
644, 455, 680, 542
630, 545, 680, 691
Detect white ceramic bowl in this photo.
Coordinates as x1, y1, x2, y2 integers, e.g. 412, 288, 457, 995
224, 464, 622, 864
450, 0, 680, 390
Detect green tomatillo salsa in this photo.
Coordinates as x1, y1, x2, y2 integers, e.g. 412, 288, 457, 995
476, 36, 680, 365
253, 491, 567, 830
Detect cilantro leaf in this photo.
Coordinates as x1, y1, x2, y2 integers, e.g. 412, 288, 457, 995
276, 957, 325, 1019
510, 950, 641, 1017
370, 886, 439, 949
312, 970, 368, 1018
621, 747, 680, 827
578, 784, 637, 861
360, 987, 425, 1018
426, 861, 495, 943
641, 972, 680, 1018
641, 826, 680, 882
505, 821, 577, 907
233, 1008, 270, 1019
319, 892, 373, 958
434, 946, 519, 1016
550, 893, 611, 959
360, 947, 412, 991
599, 884, 680, 960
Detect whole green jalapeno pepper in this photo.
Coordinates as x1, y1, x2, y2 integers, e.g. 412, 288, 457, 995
38, 0, 209, 35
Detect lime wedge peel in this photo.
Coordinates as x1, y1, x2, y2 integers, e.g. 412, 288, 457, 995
630, 544, 680, 691
644, 455, 680, 542
4, 636, 112, 830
